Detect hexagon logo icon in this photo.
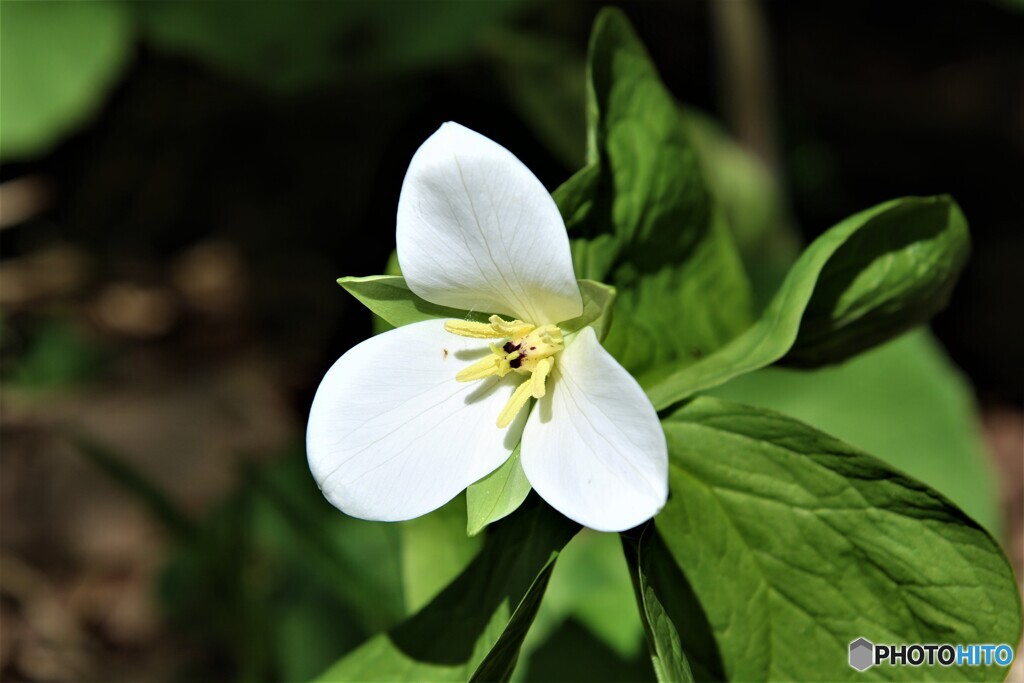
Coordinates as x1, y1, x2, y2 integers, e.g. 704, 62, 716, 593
849, 638, 874, 671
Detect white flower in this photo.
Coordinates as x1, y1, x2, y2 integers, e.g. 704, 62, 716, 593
306, 122, 667, 532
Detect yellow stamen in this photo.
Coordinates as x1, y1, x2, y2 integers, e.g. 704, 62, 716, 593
445, 315, 564, 428
444, 315, 535, 341
497, 379, 534, 428
530, 358, 552, 398
486, 315, 534, 340
455, 355, 502, 382
444, 320, 506, 339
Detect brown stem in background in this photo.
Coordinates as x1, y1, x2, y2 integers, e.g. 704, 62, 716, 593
710, 0, 782, 182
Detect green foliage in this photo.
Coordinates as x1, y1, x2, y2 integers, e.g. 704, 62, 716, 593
553, 8, 754, 388
650, 397, 1021, 681
784, 197, 970, 367
136, 0, 526, 94
315, 496, 579, 682
466, 447, 532, 537
620, 527, 696, 683
0, 0, 131, 160
710, 330, 1000, 534
645, 195, 971, 410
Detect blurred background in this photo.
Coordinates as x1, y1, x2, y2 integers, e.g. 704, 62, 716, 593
1, 1, 1021, 681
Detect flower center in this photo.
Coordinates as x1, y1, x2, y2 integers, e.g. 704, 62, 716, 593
444, 315, 564, 428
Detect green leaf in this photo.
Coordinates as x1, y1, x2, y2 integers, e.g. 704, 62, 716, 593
620, 525, 697, 683
709, 330, 1000, 534
466, 446, 532, 537
650, 396, 1021, 681
554, 9, 754, 384
784, 196, 969, 368
601, 212, 754, 388
315, 496, 580, 682
339, 275, 487, 329
0, 0, 131, 160
646, 195, 970, 410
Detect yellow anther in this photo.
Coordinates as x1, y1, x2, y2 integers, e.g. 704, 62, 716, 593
487, 315, 534, 340
445, 315, 564, 428
444, 315, 535, 341
444, 319, 507, 339
530, 358, 552, 398
497, 379, 534, 428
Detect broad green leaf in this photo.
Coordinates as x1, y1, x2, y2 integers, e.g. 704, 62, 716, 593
646, 196, 970, 410
603, 211, 754, 388
620, 525, 697, 683
339, 275, 487, 329
137, 0, 525, 93
650, 397, 1021, 681
0, 1, 131, 160
709, 330, 1000, 534
315, 495, 579, 682
784, 197, 969, 367
466, 446, 531, 537
553, 9, 754, 383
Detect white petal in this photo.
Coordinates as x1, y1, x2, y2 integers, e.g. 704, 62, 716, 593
397, 122, 583, 326
521, 327, 668, 531
306, 319, 525, 521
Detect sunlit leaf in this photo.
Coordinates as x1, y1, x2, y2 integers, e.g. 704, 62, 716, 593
709, 330, 1000, 534
646, 196, 971, 410
647, 397, 1021, 681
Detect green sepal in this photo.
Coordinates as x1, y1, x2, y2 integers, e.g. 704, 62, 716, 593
465, 446, 531, 537
338, 275, 486, 329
